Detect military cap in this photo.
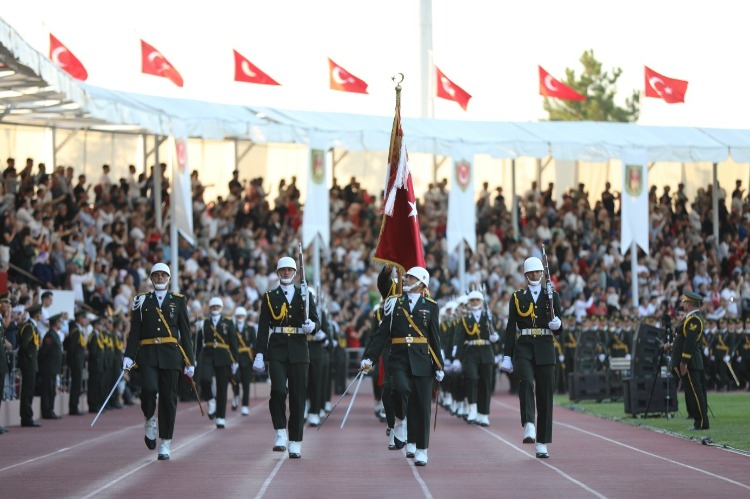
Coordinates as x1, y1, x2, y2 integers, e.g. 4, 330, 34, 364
49, 313, 63, 325
0, 292, 11, 304
681, 291, 704, 304
27, 303, 43, 315
74, 309, 87, 319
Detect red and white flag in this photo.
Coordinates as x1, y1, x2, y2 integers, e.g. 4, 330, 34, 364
644, 66, 688, 104
233, 50, 280, 85
141, 40, 183, 87
538, 66, 586, 101
49, 34, 88, 81
435, 66, 472, 111
373, 88, 425, 273
328, 58, 368, 94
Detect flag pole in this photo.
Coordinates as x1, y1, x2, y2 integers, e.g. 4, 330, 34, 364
630, 241, 638, 309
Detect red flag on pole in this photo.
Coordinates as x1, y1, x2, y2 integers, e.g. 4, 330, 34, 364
328, 58, 368, 94
233, 50, 280, 85
538, 66, 586, 101
435, 66, 472, 111
373, 79, 425, 273
141, 40, 183, 87
49, 34, 88, 81
644, 66, 688, 104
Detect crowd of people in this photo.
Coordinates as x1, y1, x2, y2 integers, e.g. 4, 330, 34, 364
2, 153, 750, 437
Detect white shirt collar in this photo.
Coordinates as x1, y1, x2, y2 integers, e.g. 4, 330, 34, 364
528, 283, 542, 294
154, 290, 167, 300
280, 284, 295, 297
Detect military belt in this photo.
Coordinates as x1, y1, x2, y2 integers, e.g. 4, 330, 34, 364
392, 336, 428, 345
204, 342, 230, 349
520, 328, 551, 336
465, 339, 490, 346
140, 337, 178, 346
238, 347, 252, 353
271, 326, 305, 335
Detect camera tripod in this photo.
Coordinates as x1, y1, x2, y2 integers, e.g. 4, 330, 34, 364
644, 312, 676, 418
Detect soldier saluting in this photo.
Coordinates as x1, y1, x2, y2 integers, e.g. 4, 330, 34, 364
123, 263, 195, 461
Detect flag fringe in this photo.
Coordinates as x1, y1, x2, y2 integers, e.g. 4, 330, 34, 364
382, 141, 409, 217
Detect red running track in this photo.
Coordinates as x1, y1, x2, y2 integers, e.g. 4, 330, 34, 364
0, 382, 748, 499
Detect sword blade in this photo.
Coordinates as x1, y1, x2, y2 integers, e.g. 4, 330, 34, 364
340, 371, 364, 428
90, 369, 126, 427
726, 360, 741, 387
317, 369, 364, 431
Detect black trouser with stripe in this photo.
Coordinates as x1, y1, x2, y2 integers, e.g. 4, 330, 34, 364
393, 367, 433, 449
139, 365, 179, 439
517, 358, 554, 444
269, 359, 309, 442
200, 361, 230, 419
682, 368, 709, 430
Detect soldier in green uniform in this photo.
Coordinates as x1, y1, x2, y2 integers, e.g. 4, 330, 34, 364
65, 311, 88, 415
87, 317, 106, 414
124, 263, 195, 461
253, 256, 320, 459
306, 288, 330, 427
667, 291, 709, 430
361, 266, 444, 466
38, 313, 64, 419
501, 256, 562, 459
452, 290, 499, 426
233, 306, 256, 416
19, 303, 43, 427
196, 296, 239, 429
0, 293, 12, 433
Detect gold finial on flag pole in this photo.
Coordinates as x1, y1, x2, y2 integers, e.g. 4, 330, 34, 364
392, 73, 404, 91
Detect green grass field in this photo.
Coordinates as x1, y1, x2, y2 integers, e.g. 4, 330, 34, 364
554, 391, 750, 453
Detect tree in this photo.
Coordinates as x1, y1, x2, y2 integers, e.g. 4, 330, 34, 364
543, 50, 639, 122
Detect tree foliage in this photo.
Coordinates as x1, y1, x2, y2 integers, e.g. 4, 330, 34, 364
543, 49, 640, 122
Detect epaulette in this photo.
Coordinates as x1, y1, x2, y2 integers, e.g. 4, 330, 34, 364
173, 292, 184, 298
424, 297, 437, 305
137, 291, 149, 296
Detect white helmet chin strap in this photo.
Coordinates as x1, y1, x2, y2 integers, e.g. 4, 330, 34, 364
153, 281, 169, 291
279, 270, 296, 285
526, 276, 541, 286
403, 283, 417, 293
471, 304, 483, 311
210, 310, 221, 317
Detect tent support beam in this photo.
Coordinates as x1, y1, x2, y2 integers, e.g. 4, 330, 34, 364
713, 162, 719, 249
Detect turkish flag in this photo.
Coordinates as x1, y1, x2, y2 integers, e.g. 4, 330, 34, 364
49, 34, 88, 81
644, 66, 688, 104
328, 58, 368, 94
538, 66, 586, 101
141, 40, 183, 87
233, 50, 280, 85
373, 88, 425, 273
435, 66, 472, 111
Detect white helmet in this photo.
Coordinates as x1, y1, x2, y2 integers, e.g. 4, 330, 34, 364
468, 290, 484, 302
150, 262, 171, 290
209, 297, 223, 309
276, 256, 297, 285
234, 306, 247, 318
523, 257, 544, 274
457, 295, 469, 306
445, 300, 458, 311
404, 266, 429, 290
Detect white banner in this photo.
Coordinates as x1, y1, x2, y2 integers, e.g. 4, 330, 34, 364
302, 135, 330, 248
447, 146, 476, 253
170, 136, 195, 245
620, 148, 649, 254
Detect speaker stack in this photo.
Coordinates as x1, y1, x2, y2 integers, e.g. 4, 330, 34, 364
623, 322, 678, 415
568, 330, 610, 402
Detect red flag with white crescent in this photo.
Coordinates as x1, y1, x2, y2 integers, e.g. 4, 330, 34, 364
233, 50, 280, 85
435, 66, 472, 111
141, 40, 183, 87
644, 66, 688, 104
538, 66, 586, 101
373, 88, 425, 273
328, 58, 368, 94
49, 34, 88, 81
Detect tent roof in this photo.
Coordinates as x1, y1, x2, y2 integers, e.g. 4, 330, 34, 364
2, 16, 750, 163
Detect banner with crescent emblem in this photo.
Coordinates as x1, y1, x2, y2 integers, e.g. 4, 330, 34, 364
620, 148, 649, 255
302, 134, 331, 248
447, 146, 476, 253
170, 136, 195, 245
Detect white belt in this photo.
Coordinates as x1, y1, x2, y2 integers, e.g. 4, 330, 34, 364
465, 339, 490, 346
271, 326, 305, 335
520, 328, 551, 336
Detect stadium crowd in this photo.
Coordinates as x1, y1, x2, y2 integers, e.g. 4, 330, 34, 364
1, 154, 750, 427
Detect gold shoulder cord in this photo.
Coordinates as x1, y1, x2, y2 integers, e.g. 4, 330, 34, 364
210, 322, 237, 363
266, 292, 288, 321
399, 304, 443, 370
514, 292, 536, 320
155, 307, 193, 368
462, 316, 480, 336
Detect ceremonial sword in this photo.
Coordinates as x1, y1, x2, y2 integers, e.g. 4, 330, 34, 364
91, 364, 134, 427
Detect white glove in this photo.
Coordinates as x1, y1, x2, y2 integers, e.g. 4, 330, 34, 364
598, 353, 606, 363
301, 319, 316, 334
313, 330, 326, 341
360, 358, 373, 372
489, 332, 500, 343
451, 345, 457, 357
558, 355, 565, 362
625, 354, 631, 361
231, 363, 239, 375
183, 365, 195, 378
435, 370, 444, 382
710, 355, 715, 361
494, 354, 502, 365
549, 316, 562, 331
443, 362, 453, 374
323, 339, 330, 348
723, 355, 730, 363
501, 356, 513, 373
703, 347, 709, 357
123, 357, 134, 370
737, 356, 742, 363
451, 359, 462, 373
252, 353, 265, 373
